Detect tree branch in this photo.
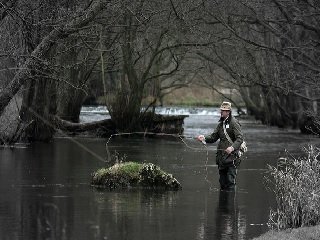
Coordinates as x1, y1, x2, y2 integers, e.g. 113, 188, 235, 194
0, 0, 107, 115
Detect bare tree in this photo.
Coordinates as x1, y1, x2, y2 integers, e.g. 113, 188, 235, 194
0, 0, 110, 141
188, 0, 320, 130
0, 0, 201, 142
100, 0, 199, 131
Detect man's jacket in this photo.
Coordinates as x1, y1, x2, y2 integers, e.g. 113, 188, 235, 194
205, 116, 244, 166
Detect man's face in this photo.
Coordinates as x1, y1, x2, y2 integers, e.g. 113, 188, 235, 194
220, 110, 230, 119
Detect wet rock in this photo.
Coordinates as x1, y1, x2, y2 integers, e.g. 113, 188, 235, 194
91, 162, 181, 190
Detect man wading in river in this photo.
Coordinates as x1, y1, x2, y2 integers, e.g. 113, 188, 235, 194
197, 101, 244, 190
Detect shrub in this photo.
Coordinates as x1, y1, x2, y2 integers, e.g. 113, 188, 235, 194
266, 145, 320, 230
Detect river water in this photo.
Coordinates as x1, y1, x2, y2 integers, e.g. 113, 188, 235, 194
0, 107, 319, 240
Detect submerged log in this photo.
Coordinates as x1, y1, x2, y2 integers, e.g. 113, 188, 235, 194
91, 162, 182, 190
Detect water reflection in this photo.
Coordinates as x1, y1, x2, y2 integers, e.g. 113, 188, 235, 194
196, 190, 247, 240
215, 190, 246, 240
35, 202, 69, 240
14, 193, 74, 240
91, 190, 180, 240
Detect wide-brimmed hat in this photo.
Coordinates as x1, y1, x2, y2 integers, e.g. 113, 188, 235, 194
220, 101, 232, 111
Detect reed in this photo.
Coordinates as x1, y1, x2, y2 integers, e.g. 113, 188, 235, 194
266, 145, 320, 230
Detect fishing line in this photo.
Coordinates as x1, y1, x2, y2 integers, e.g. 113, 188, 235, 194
105, 131, 210, 163
105, 131, 217, 190
202, 143, 217, 191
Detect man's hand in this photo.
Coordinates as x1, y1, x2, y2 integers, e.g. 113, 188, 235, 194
197, 135, 206, 145
197, 135, 205, 142
225, 146, 234, 154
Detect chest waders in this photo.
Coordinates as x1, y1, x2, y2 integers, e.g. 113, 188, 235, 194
219, 120, 238, 190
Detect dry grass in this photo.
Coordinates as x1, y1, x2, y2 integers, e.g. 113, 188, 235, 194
265, 145, 320, 230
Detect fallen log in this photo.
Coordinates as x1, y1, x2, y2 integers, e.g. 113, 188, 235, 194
49, 115, 116, 137
51, 115, 115, 132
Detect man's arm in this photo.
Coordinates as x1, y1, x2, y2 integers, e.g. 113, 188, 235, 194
204, 123, 220, 143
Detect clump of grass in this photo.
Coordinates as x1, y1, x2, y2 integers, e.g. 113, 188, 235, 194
92, 162, 142, 188
91, 162, 181, 190
95, 161, 141, 178
265, 145, 320, 230
109, 161, 141, 179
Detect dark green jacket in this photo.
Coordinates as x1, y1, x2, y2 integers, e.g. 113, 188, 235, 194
205, 116, 243, 166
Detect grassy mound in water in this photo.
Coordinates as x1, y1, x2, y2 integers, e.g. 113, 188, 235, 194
91, 162, 181, 190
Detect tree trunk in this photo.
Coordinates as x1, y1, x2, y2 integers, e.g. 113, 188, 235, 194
19, 79, 57, 142
57, 42, 87, 123
58, 92, 85, 123
239, 86, 266, 122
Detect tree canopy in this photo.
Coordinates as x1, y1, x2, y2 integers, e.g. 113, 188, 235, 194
0, 0, 319, 143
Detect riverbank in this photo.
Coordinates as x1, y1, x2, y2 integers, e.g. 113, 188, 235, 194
253, 225, 320, 240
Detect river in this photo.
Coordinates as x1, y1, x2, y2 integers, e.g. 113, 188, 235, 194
0, 106, 319, 240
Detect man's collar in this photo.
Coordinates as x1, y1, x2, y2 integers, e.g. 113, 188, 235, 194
222, 115, 231, 124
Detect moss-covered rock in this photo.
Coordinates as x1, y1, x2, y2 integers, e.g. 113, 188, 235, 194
91, 162, 181, 190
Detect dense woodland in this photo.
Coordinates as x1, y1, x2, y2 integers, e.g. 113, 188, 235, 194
0, 0, 319, 144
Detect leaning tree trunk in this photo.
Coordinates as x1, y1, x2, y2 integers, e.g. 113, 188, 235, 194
0, 1, 105, 116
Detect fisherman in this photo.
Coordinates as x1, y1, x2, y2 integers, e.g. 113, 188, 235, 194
197, 101, 244, 190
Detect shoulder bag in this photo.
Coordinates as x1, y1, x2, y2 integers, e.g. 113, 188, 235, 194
223, 122, 247, 158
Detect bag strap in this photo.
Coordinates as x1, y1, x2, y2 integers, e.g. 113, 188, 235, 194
223, 120, 233, 144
